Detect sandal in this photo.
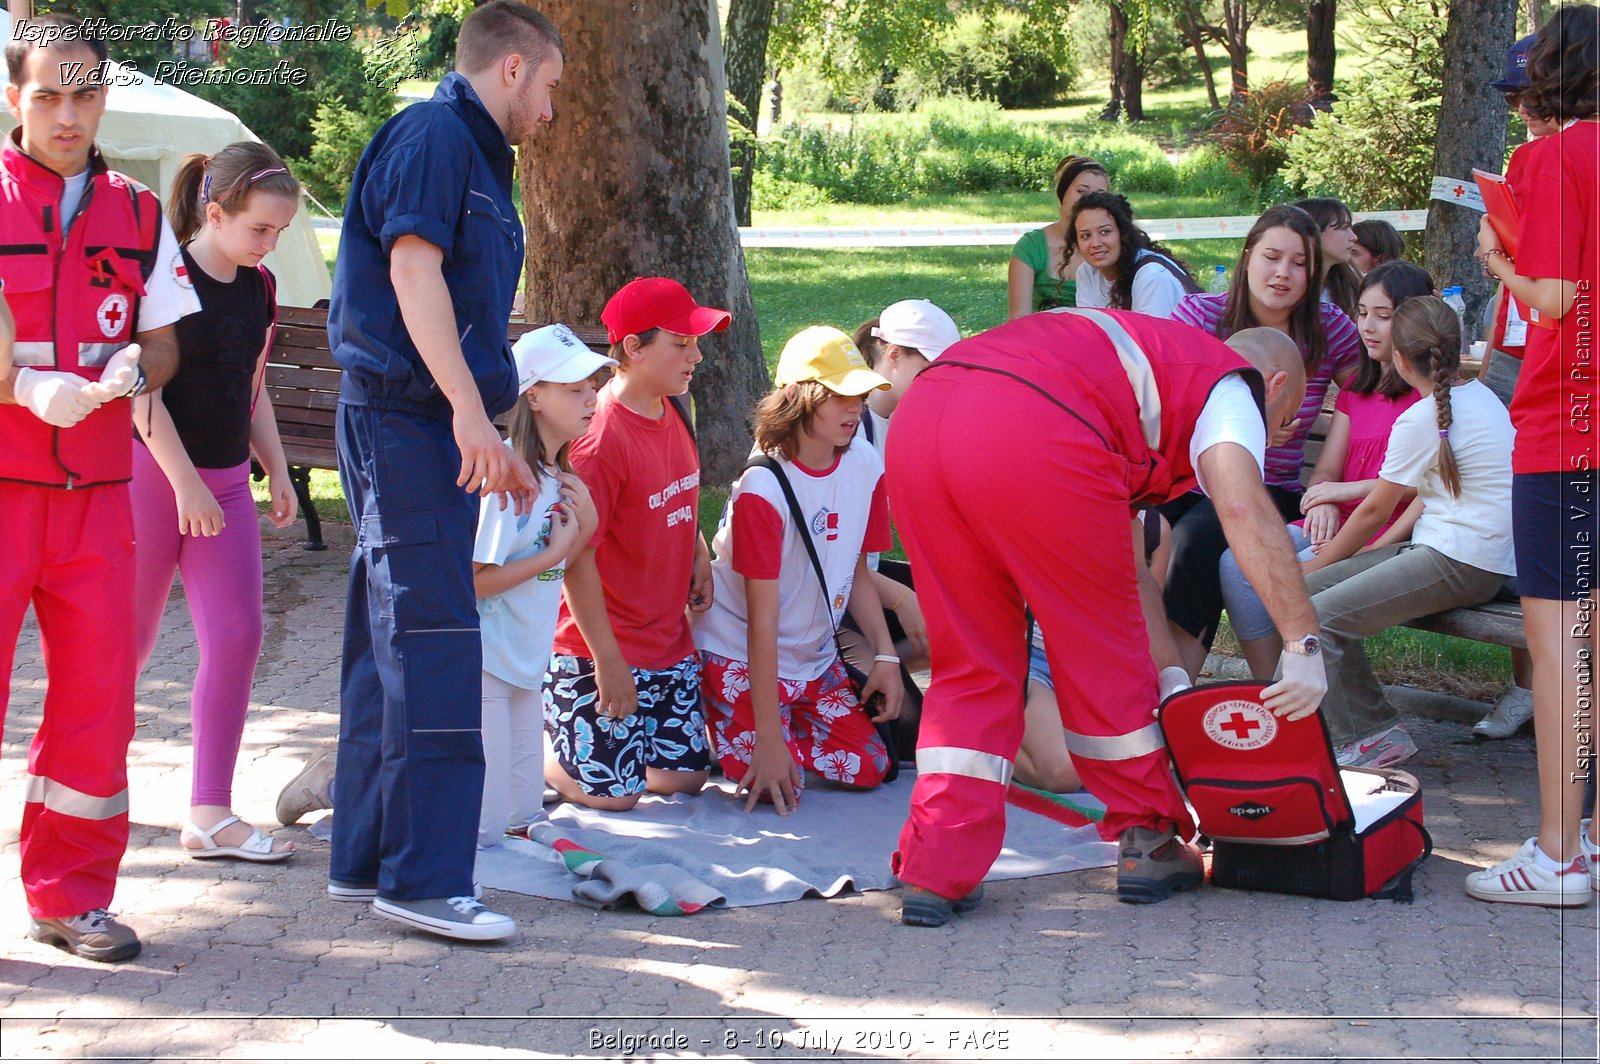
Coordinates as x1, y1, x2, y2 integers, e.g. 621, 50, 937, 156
182, 816, 295, 863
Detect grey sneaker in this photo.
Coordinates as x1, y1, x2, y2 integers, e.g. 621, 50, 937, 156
1334, 723, 1418, 769
1117, 825, 1204, 904
276, 751, 336, 825
899, 884, 984, 927
332, 880, 483, 903
373, 895, 515, 942
27, 909, 142, 963
1473, 685, 1534, 740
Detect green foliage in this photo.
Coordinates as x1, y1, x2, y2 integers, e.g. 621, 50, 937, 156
895, 10, 1080, 110
1280, 0, 1448, 209
1208, 79, 1314, 189
755, 98, 1257, 208
1072, 0, 1196, 93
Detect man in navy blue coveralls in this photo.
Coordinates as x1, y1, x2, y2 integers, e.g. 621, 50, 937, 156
325, 1, 564, 942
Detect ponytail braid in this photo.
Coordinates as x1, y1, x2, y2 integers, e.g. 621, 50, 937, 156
1431, 355, 1461, 498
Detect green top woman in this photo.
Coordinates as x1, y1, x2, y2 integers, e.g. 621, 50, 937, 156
1007, 155, 1109, 318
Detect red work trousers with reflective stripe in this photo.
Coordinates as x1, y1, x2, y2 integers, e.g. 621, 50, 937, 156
0, 483, 135, 918
886, 371, 1193, 901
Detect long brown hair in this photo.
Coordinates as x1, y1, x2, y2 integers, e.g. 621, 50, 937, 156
168, 141, 300, 244
506, 377, 600, 484
753, 381, 840, 461
1523, 3, 1598, 121
1392, 297, 1463, 498
1068, 191, 1195, 311
1218, 205, 1329, 375
1352, 261, 1432, 399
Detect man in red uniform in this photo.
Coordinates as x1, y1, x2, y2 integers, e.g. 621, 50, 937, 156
886, 309, 1329, 924
1, 15, 198, 962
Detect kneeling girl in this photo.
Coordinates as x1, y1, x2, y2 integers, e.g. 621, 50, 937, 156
695, 327, 904, 813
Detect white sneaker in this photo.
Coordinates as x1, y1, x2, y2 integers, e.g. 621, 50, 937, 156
1473, 685, 1534, 740
373, 895, 515, 941
1465, 838, 1592, 907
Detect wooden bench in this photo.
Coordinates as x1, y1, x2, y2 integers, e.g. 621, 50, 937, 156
1298, 348, 1525, 651
264, 305, 609, 549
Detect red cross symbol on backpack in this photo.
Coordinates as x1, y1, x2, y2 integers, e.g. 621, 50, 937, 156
1201, 699, 1278, 750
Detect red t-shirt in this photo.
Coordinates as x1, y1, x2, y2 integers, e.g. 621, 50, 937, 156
552, 384, 701, 668
1510, 120, 1600, 475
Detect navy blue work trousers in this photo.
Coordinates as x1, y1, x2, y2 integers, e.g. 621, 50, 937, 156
331, 402, 483, 900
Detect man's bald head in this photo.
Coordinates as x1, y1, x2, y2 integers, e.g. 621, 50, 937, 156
1226, 328, 1306, 449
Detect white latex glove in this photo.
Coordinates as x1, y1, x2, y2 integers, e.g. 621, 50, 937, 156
79, 343, 141, 404
1262, 649, 1327, 721
14, 367, 100, 427
1158, 666, 1192, 701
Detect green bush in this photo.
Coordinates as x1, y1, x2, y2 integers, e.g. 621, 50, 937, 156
1280, 1, 1447, 209
901, 10, 1079, 110
755, 99, 1260, 208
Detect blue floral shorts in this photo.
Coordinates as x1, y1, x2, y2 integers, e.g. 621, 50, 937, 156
543, 652, 710, 797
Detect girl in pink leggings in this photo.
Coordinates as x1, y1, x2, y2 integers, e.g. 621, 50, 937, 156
132, 143, 302, 862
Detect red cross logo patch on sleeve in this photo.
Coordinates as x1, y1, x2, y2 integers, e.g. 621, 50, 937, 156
96, 293, 131, 338
173, 258, 192, 289
1202, 700, 1279, 750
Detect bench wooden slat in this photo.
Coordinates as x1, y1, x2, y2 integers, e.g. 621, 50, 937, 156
1404, 601, 1526, 650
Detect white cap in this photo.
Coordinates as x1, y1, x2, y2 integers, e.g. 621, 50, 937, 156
871, 299, 961, 360
512, 324, 618, 391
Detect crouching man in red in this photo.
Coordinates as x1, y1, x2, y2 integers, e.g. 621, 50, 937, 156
1, 15, 197, 962
887, 308, 1328, 925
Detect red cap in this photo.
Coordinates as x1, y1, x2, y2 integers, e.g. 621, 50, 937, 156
600, 277, 732, 344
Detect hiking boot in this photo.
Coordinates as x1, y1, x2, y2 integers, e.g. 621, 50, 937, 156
1465, 838, 1592, 908
1334, 723, 1418, 769
276, 751, 336, 825
373, 895, 516, 942
1117, 825, 1203, 904
27, 909, 142, 963
1473, 685, 1534, 740
899, 884, 984, 927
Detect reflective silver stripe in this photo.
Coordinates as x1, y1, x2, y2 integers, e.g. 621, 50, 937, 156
916, 746, 1014, 786
1062, 722, 1167, 761
13, 341, 56, 367
1048, 306, 1164, 450
77, 342, 122, 368
23, 774, 130, 821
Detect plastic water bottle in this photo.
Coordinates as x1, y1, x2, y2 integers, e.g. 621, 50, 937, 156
1207, 265, 1230, 294
1442, 286, 1469, 356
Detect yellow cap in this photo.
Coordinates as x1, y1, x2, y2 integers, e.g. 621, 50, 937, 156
774, 326, 892, 396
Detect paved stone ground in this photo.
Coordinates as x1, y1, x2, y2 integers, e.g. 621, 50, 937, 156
2, 519, 1597, 1062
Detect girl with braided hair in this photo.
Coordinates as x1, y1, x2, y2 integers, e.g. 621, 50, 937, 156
1298, 296, 1515, 769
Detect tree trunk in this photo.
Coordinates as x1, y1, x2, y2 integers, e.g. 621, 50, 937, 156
1100, 3, 1145, 122
1424, 0, 1518, 336
1179, 2, 1221, 112
723, 0, 774, 227
1100, 3, 1128, 120
1307, 0, 1337, 106
769, 70, 783, 126
1221, 0, 1252, 106
1529, 0, 1546, 34
520, 0, 768, 487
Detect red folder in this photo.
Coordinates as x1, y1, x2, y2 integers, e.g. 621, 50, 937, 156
1473, 169, 1547, 330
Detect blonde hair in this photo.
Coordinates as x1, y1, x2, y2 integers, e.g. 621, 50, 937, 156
753, 381, 842, 461
1392, 297, 1463, 498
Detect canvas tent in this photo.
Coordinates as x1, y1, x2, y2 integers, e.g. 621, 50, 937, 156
0, 9, 332, 307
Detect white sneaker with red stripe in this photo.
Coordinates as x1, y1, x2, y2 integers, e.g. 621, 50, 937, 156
1464, 838, 1592, 907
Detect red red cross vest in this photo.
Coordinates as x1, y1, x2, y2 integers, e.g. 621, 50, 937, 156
934, 308, 1266, 506
0, 133, 162, 488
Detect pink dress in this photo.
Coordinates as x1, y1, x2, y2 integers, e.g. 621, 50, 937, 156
1331, 386, 1421, 540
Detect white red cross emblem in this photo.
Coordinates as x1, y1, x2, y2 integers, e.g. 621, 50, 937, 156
96, 293, 130, 338
1202, 699, 1278, 751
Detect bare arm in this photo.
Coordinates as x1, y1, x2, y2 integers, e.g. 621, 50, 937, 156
1480, 218, 1580, 320
133, 389, 223, 537
559, 545, 636, 719
1365, 495, 1422, 552
1301, 477, 1411, 575
135, 324, 179, 390
739, 575, 801, 813
1007, 257, 1036, 320
845, 553, 903, 723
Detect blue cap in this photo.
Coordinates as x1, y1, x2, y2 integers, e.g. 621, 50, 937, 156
1491, 34, 1536, 92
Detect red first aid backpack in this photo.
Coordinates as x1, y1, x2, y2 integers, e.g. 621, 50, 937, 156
1158, 681, 1431, 902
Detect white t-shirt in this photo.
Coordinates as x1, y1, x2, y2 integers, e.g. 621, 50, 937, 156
694, 440, 890, 682
1379, 379, 1515, 575
1075, 249, 1189, 319
1189, 372, 1268, 496
854, 406, 892, 570
474, 461, 568, 689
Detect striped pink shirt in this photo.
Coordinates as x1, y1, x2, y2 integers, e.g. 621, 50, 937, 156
1171, 293, 1361, 490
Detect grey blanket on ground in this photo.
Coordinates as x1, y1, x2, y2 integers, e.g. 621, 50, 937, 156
469, 773, 1114, 909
